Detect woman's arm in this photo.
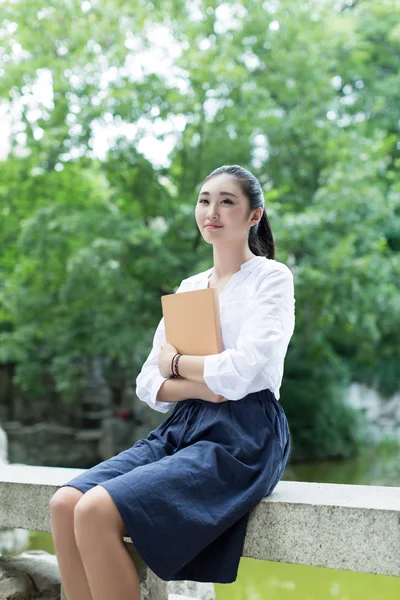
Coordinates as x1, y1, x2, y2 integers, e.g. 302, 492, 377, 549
176, 355, 206, 384
156, 378, 225, 404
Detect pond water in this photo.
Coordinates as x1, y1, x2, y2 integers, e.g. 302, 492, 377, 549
18, 443, 400, 599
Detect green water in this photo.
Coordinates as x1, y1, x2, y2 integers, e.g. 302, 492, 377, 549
217, 559, 398, 600
283, 441, 400, 487
20, 444, 400, 599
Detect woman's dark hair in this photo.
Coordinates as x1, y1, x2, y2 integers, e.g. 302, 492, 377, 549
200, 165, 275, 260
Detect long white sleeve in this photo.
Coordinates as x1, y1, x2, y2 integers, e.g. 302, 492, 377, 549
203, 265, 295, 401
135, 281, 187, 413
135, 316, 174, 413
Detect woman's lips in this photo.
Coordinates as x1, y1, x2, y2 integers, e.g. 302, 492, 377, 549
205, 225, 223, 229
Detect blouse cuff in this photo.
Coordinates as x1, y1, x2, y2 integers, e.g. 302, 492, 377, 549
203, 353, 243, 400
149, 373, 175, 413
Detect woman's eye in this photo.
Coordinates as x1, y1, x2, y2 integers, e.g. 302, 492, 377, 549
199, 199, 232, 204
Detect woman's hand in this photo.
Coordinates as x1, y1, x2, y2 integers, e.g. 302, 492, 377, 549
198, 383, 229, 404
206, 393, 229, 404
158, 343, 179, 378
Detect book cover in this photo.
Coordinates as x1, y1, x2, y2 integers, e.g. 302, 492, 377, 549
161, 288, 223, 355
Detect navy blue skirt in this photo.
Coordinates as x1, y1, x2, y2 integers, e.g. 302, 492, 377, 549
61, 389, 290, 584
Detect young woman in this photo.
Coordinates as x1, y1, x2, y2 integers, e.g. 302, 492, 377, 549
50, 164, 295, 600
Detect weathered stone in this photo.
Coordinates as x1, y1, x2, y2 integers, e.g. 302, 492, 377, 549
1, 463, 400, 594
0, 426, 30, 555
81, 358, 113, 429
168, 580, 215, 599
3, 422, 101, 468
345, 383, 400, 444
98, 416, 136, 460
0, 552, 60, 599
0, 426, 7, 464
169, 596, 207, 600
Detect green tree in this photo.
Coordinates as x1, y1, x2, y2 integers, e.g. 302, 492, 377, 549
1, 0, 399, 459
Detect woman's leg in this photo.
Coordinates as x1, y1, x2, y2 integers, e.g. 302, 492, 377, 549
74, 485, 141, 600
50, 486, 93, 600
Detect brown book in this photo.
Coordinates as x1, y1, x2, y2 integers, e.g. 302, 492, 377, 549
161, 288, 223, 355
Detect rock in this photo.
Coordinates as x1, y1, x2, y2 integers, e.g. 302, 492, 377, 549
3, 422, 101, 468
345, 383, 400, 444
168, 580, 216, 600
0, 425, 7, 463
19, 550, 58, 565
0, 552, 60, 599
0, 550, 215, 600
98, 416, 136, 460
169, 596, 206, 600
81, 358, 113, 430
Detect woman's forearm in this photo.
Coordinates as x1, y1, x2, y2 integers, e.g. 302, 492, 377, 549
156, 378, 209, 404
176, 355, 206, 383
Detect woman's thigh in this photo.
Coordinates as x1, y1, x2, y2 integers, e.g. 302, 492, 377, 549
59, 430, 172, 494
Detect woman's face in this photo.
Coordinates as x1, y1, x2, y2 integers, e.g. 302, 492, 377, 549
195, 174, 257, 244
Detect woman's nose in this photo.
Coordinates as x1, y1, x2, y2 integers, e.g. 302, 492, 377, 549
206, 207, 219, 218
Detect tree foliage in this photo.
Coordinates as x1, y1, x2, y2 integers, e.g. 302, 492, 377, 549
1, 0, 399, 459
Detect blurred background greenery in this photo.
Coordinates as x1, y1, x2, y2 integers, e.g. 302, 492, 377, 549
1, 0, 400, 597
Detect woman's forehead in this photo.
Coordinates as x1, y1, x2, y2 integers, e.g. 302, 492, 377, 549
199, 174, 241, 195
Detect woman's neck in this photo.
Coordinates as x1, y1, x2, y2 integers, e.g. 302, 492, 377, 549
211, 253, 256, 280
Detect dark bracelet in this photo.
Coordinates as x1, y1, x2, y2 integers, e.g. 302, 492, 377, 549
173, 353, 179, 377
171, 353, 183, 378
174, 353, 183, 378
171, 353, 179, 377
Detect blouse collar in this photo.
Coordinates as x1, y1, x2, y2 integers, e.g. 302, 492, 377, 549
204, 255, 266, 278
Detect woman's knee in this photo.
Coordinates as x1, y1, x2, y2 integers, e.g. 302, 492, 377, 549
74, 486, 127, 541
50, 486, 84, 520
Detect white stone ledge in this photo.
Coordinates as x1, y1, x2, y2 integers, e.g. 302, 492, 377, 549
1, 464, 399, 578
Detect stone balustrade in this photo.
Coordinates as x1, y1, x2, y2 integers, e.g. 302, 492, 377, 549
0, 464, 399, 599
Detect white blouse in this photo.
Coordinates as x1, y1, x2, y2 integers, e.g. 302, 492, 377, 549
135, 256, 295, 413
